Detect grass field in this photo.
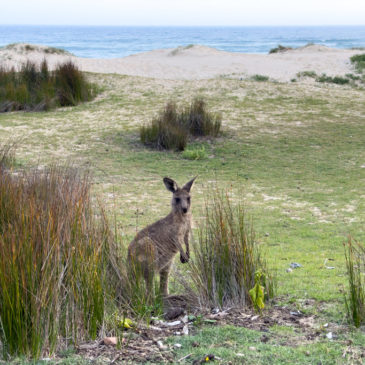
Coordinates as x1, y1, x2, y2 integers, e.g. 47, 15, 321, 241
1, 73, 364, 363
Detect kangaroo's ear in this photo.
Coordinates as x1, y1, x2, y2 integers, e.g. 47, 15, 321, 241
163, 177, 178, 193
182, 176, 197, 192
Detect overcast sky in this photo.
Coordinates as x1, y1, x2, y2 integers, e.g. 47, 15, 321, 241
1, 0, 365, 26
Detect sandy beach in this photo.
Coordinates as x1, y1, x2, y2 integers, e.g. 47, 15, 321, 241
0, 43, 361, 82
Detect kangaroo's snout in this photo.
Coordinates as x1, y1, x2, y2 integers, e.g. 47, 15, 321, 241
182, 207, 188, 214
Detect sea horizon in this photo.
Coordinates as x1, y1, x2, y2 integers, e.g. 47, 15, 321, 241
1, 24, 364, 58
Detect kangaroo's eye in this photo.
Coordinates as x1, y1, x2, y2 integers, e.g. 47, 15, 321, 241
175, 198, 180, 204
187, 197, 190, 203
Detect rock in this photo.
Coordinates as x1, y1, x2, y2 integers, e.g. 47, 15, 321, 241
164, 320, 181, 327
103, 337, 118, 346
290, 262, 302, 269
174, 343, 182, 348
157, 340, 168, 350
326, 332, 333, 340
182, 324, 189, 336
286, 268, 293, 273
182, 315, 189, 323
249, 346, 257, 351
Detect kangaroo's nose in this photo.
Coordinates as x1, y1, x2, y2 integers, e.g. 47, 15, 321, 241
182, 207, 188, 214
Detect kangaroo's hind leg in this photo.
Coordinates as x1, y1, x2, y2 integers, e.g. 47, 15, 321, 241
159, 261, 172, 297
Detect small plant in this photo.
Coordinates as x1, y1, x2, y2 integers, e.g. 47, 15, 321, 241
269, 45, 293, 54
296, 70, 317, 78
350, 53, 365, 73
251, 74, 269, 82
182, 145, 207, 160
187, 187, 275, 309
344, 237, 365, 327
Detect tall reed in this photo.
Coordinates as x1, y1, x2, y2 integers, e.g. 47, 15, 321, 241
0, 163, 111, 358
344, 237, 365, 327
187, 188, 275, 309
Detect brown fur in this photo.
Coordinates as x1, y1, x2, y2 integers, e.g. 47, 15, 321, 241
128, 177, 196, 296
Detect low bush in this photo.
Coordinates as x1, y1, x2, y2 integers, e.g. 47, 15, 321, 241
350, 53, 365, 73
186, 188, 275, 309
316, 74, 350, 85
251, 74, 269, 82
0, 161, 113, 358
269, 45, 293, 54
0, 60, 95, 112
344, 238, 365, 327
296, 70, 317, 78
140, 102, 188, 151
140, 98, 221, 151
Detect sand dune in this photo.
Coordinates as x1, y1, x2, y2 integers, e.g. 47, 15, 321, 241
0, 43, 361, 82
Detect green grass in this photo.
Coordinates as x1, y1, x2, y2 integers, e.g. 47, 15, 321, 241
0, 73, 364, 362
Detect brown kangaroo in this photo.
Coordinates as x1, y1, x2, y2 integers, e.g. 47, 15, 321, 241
128, 177, 196, 297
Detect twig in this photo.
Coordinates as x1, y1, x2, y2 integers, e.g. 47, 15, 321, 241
178, 353, 193, 362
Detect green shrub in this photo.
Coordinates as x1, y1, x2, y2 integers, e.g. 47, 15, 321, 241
350, 54, 365, 73
0, 163, 112, 358
344, 238, 365, 327
187, 187, 275, 309
0, 60, 94, 113
316, 74, 350, 85
140, 102, 188, 151
269, 45, 293, 54
251, 74, 269, 82
183, 98, 221, 137
296, 70, 317, 78
140, 98, 221, 151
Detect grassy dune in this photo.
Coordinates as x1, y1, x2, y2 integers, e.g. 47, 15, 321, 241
1, 73, 365, 363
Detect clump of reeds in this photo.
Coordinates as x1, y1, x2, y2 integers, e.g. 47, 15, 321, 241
140, 98, 221, 151
140, 102, 188, 151
0, 161, 112, 358
344, 237, 365, 327
186, 188, 275, 309
0, 59, 94, 112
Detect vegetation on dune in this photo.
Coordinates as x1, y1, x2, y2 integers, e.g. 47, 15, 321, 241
140, 97, 221, 151
350, 53, 365, 73
268, 44, 293, 54
0, 60, 95, 112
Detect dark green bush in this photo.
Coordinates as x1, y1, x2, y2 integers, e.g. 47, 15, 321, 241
183, 97, 221, 137
140, 98, 221, 151
0, 60, 94, 112
350, 54, 365, 73
316, 74, 350, 85
269, 45, 293, 54
140, 102, 188, 151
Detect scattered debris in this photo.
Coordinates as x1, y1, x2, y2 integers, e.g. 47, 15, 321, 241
182, 324, 189, 336
290, 262, 302, 269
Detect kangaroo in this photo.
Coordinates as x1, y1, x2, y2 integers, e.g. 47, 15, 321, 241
128, 176, 196, 297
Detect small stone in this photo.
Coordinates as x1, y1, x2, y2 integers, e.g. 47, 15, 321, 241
182, 315, 189, 323
265, 232, 270, 237
286, 268, 293, 273
249, 346, 256, 351
165, 320, 181, 327
290, 262, 302, 269
251, 315, 259, 321
182, 324, 189, 336
103, 337, 118, 346
236, 353, 245, 357
174, 343, 182, 348
326, 332, 333, 340
157, 340, 168, 350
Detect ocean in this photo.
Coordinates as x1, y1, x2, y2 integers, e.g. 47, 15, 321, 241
0, 25, 364, 58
